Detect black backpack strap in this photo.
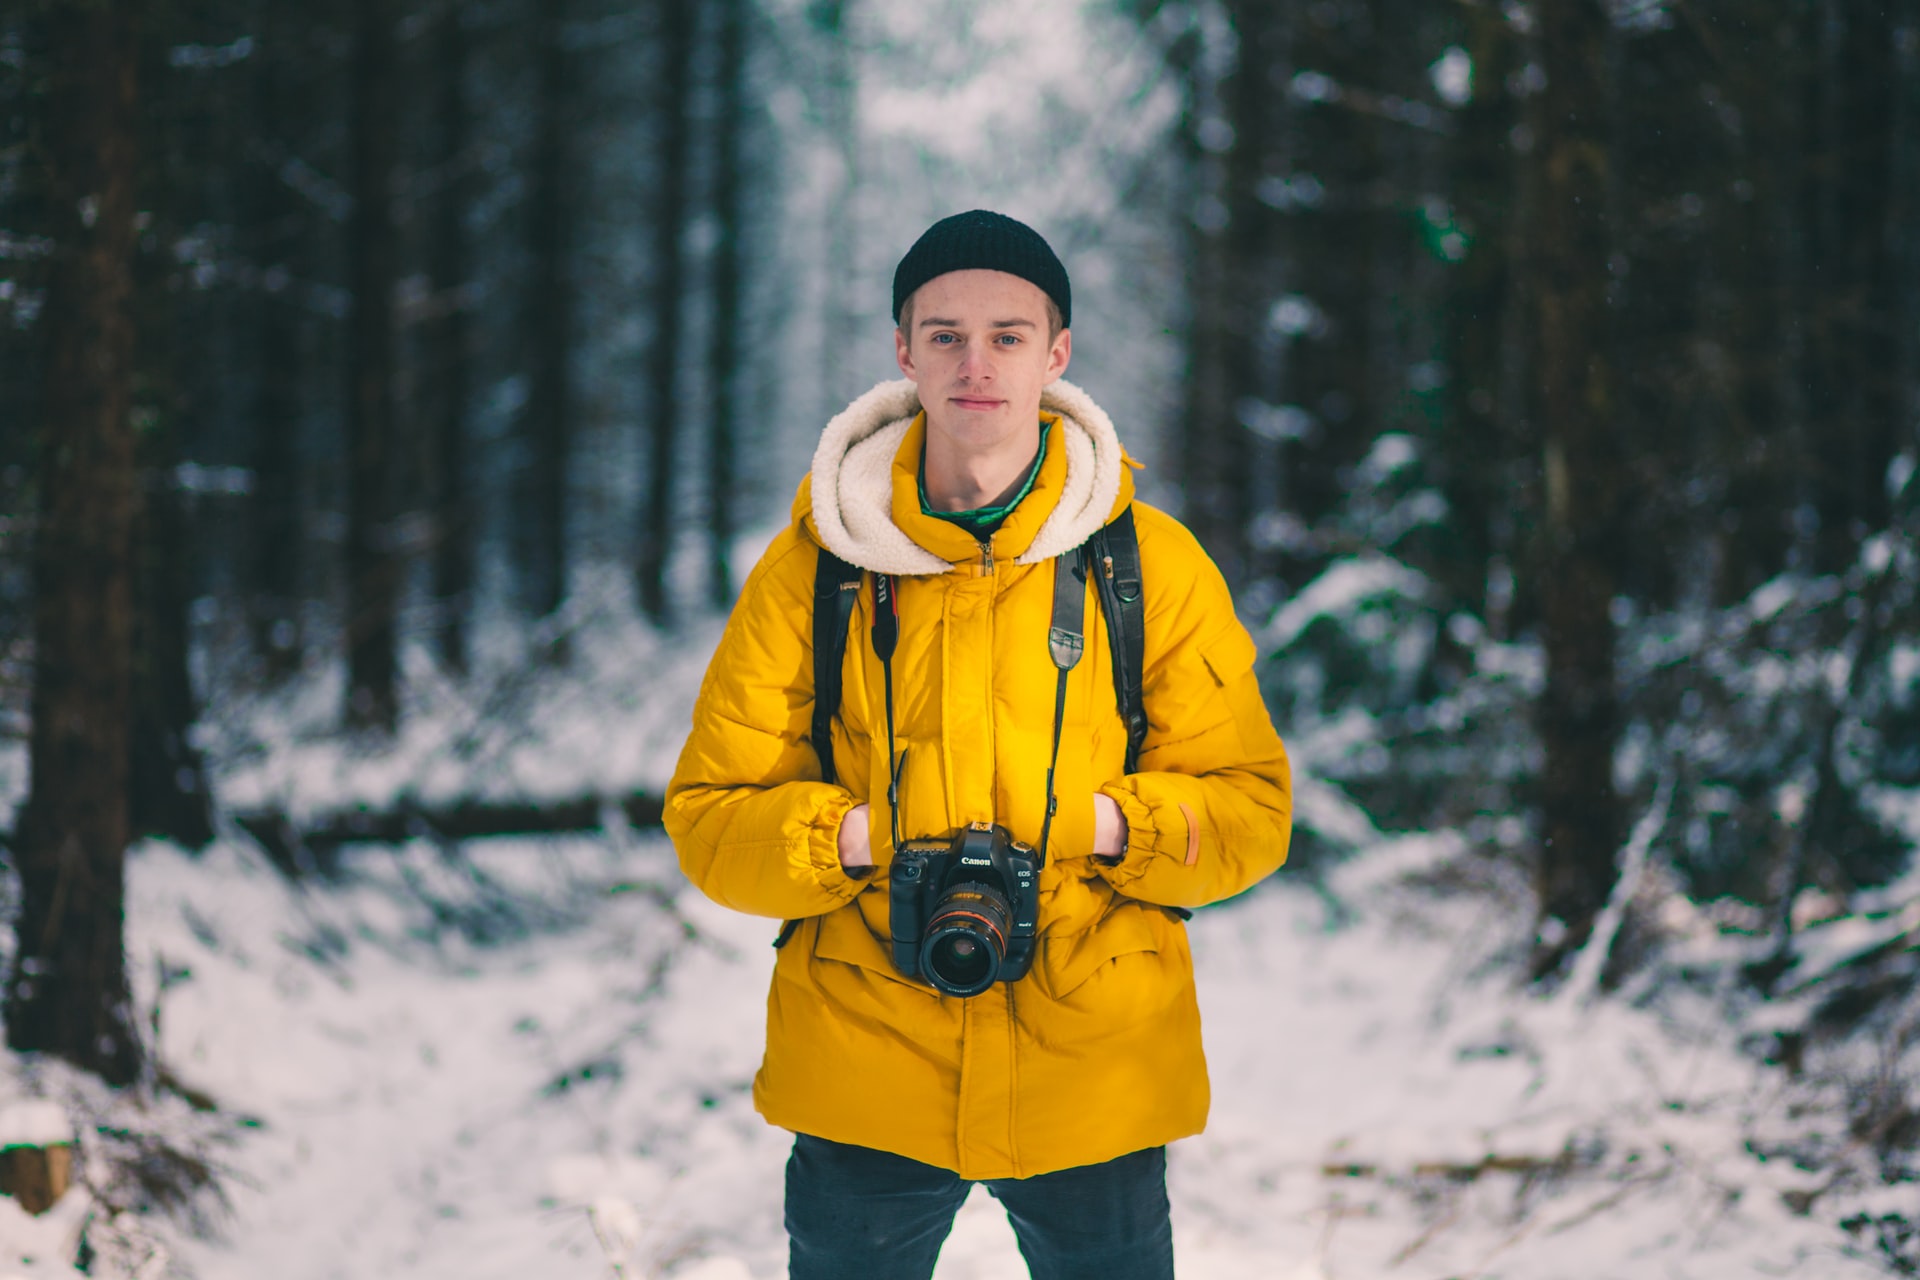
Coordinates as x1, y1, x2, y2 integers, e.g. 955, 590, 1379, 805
1088, 507, 1148, 772
811, 548, 864, 786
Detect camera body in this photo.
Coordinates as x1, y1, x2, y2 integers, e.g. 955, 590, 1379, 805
889, 822, 1042, 998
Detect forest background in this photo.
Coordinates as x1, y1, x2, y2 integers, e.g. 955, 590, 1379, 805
1, 0, 1918, 1271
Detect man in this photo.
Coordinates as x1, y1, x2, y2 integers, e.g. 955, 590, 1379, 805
667, 210, 1291, 1279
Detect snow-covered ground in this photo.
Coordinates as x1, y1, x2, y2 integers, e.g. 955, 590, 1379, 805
1, 821, 1894, 1278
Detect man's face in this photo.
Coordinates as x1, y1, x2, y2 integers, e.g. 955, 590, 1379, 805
894, 269, 1072, 456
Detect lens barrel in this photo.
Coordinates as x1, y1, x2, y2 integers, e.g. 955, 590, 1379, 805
918, 883, 1013, 997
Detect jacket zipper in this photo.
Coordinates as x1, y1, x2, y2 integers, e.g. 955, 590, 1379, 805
979, 538, 994, 574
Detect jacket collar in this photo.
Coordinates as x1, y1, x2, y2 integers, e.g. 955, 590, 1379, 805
799, 378, 1135, 576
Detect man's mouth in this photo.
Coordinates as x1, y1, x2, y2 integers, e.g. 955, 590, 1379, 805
950, 396, 1003, 411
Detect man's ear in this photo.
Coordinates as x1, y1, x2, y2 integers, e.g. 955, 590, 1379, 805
895, 326, 917, 381
1045, 327, 1072, 383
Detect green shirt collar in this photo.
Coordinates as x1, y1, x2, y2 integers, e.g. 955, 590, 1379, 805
918, 421, 1052, 542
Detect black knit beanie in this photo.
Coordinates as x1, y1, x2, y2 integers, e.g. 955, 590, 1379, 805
892, 210, 1071, 328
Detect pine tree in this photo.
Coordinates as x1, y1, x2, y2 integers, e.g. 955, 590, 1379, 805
344, 0, 400, 731
1525, 0, 1625, 976
6, 0, 147, 1086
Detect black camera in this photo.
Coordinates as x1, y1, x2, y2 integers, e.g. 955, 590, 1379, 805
889, 823, 1042, 997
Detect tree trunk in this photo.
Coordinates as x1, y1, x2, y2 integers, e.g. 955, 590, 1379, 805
430, 1, 474, 673
636, 0, 697, 624
127, 3, 213, 851
130, 464, 214, 850
815, 0, 858, 413
345, 0, 400, 731
1176, 1, 1260, 586
1440, 3, 1524, 620
247, 0, 307, 681
521, 0, 571, 628
706, 0, 747, 609
1528, 1, 1624, 979
1802, 0, 1897, 572
5, 0, 145, 1087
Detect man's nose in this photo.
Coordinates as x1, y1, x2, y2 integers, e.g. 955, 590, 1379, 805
957, 341, 992, 380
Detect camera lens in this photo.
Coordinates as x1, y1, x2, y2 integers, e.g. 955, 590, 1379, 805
919, 883, 1012, 997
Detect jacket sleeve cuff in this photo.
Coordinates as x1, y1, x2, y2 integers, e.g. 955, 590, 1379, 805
1094, 785, 1168, 889
808, 791, 867, 898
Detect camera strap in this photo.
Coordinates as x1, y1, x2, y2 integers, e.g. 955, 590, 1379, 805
871, 572, 905, 856
864, 557, 1084, 867
1035, 552, 1086, 865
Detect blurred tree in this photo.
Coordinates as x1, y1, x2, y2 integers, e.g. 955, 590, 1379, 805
244, 0, 310, 682
130, 451, 215, 851
1436, 1, 1524, 630
0, 14, 48, 711
124, 0, 244, 855
1265, 2, 1386, 579
344, 0, 400, 730
5, 0, 146, 1086
1174, 0, 1259, 585
807, 0, 858, 413
1524, 0, 1625, 977
706, 0, 748, 609
1800, 1, 1899, 575
636, 0, 696, 624
427, 0, 475, 674
519, 0, 573, 631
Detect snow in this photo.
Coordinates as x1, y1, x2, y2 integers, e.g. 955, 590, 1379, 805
205, 576, 723, 826
1744, 574, 1812, 625
1290, 774, 1384, 854
1181, 884, 1880, 1279
0, 1103, 70, 1151
2, 822, 1898, 1277
1256, 555, 1430, 654
1559, 771, 1674, 1005
1429, 46, 1473, 108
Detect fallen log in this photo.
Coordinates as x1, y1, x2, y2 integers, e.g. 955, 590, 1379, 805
232, 791, 665, 877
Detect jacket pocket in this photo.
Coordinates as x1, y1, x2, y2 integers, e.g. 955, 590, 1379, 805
811, 903, 937, 996
1199, 625, 1256, 687
1201, 624, 1277, 752
1035, 901, 1162, 1002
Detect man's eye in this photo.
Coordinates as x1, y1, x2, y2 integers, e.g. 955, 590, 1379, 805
933, 333, 956, 344
996, 334, 1020, 345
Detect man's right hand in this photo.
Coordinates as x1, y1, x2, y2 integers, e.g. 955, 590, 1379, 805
838, 803, 874, 872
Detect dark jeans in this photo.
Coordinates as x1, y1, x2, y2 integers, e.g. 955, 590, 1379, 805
785, 1133, 1175, 1280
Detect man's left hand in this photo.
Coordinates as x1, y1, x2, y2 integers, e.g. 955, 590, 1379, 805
1091, 793, 1128, 862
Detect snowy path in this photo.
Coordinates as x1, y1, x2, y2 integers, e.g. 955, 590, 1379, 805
5, 833, 1883, 1278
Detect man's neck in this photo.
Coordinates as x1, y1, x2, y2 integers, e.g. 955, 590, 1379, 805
922, 420, 1041, 512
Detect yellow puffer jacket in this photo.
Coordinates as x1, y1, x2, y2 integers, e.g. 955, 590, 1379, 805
667, 378, 1291, 1179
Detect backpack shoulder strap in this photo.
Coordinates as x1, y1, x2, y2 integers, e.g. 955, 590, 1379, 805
1087, 506, 1148, 772
811, 547, 864, 786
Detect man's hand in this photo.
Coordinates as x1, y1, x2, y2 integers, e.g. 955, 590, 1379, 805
838, 803, 874, 872
1091, 792, 1128, 863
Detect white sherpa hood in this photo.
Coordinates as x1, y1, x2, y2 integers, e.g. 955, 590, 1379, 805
807, 378, 1127, 576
